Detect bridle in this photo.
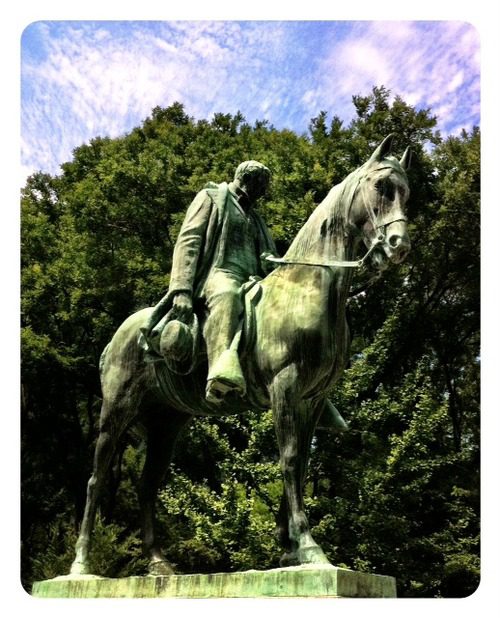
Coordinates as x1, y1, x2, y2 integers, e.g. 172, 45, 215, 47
266, 174, 408, 270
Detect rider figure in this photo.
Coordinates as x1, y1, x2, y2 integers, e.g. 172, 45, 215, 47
145, 161, 277, 404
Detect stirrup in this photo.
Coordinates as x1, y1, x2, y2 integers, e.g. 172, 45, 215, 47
206, 349, 246, 403
206, 377, 245, 404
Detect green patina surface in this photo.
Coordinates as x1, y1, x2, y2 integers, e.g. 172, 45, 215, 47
32, 567, 397, 599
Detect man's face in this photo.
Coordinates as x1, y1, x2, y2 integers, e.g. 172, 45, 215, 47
242, 172, 270, 203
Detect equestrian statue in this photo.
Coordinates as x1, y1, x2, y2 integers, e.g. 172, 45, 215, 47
70, 134, 412, 576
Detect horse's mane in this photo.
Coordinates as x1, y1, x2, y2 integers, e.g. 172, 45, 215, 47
284, 164, 365, 263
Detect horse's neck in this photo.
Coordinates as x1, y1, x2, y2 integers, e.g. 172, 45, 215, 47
284, 183, 358, 268
279, 184, 358, 311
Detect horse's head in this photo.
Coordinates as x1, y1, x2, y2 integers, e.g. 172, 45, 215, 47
350, 135, 412, 272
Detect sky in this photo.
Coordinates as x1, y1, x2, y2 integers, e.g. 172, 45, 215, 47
20, 20, 480, 183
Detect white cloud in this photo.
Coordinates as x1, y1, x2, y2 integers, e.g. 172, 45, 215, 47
21, 20, 301, 179
434, 102, 455, 124
21, 20, 480, 182
336, 41, 392, 92
307, 20, 479, 138
448, 70, 465, 93
301, 89, 318, 106
151, 36, 178, 55
191, 35, 226, 59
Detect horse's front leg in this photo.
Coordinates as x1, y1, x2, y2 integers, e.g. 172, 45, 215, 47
270, 364, 331, 567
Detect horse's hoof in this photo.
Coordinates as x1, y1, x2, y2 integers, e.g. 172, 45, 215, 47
148, 559, 175, 576
69, 561, 89, 576
280, 545, 332, 568
297, 545, 331, 565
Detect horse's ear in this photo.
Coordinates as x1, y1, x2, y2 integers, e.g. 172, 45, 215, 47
400, 146, 412, 171
369, 133, 396, 163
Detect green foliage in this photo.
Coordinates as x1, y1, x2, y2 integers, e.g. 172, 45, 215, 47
21, 95, 479, 597
158, 471, 279, 572
155, 412, 282, 572
26, 515, 148, 592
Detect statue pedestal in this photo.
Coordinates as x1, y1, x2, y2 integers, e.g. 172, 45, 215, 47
32, 566, 397, 598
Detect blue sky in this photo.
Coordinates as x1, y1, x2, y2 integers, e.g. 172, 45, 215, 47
21, 20, 480, 181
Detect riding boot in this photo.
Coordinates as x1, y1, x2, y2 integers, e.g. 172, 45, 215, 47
203, 274, 246, 404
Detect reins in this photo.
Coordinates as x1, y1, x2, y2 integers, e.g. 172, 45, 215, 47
265, 240, 380, 269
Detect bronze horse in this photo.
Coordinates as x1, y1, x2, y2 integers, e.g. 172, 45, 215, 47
70, 135, 411, 576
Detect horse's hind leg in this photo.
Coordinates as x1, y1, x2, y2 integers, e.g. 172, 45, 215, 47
70, 404, 128, 575
271, 364, 331, 567
139, 407, 192, 575
274, 492, 292, 552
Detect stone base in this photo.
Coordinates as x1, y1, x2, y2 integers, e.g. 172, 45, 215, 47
32, 566, 397, 598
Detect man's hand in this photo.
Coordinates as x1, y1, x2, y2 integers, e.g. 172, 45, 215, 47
260, 251, 278, 274
170, 292, 193, 324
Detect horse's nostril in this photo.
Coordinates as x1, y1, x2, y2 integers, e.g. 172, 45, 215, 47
398, 248, 408, 262
385, 235, 410, 263
393, 245, 409, 263
388, 234, 400, 248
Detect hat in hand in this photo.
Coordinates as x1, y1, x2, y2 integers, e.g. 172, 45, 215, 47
159, 314, 199, 375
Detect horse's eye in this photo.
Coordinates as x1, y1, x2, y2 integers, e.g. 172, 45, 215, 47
375, 179, 396, 201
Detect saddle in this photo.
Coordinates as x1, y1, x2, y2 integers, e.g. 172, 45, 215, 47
138, 276, 263, 376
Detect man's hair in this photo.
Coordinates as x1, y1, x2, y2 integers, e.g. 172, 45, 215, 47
234, 160, 271, 183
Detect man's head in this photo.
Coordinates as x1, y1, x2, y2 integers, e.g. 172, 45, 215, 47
234, 160, 271, 203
